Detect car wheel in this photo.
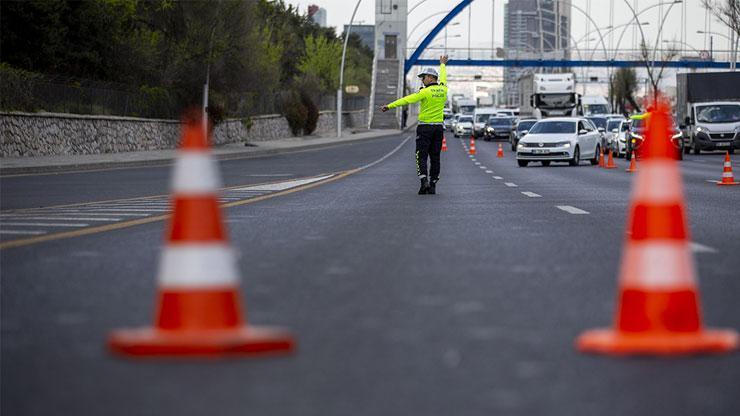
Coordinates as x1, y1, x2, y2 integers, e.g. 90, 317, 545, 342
590, 145, 600, 165
569, 146, 580, 166
517, 160, 529, 167
541, 161, 551, 167
693, 139, 700, 155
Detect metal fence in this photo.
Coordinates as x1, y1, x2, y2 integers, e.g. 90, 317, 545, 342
1, 68, 368, 119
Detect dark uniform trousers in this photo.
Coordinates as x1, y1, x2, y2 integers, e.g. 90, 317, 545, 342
415, 124, 444, 181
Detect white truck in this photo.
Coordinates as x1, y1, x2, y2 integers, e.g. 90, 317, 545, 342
453, 98, 477, 115
581, 95, 610, 115
676, 72, 740, 155
518, 72, 579, 119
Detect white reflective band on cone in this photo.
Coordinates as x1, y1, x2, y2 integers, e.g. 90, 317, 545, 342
172, 152, 222, 194
723, 172, 733, 178
725, 162, 732, 167
619, 240, 697, 289
632, 160, 683, 204
158, 244, 239, 288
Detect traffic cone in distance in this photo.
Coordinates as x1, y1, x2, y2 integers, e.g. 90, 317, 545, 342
576, 101, 738, 356
626, 156, 637, 173
717, 152, 739, 186
605, 149, 617, 169
108, 114, 295, 358
598, 147, 605, 167
497, 143, 504, 158
470, 136, 476, 155
442, 136, 448, 152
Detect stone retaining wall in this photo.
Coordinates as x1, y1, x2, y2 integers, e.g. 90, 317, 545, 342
0, 110, 367, 157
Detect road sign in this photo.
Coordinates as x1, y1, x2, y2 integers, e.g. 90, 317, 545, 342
345, 85, 359, 94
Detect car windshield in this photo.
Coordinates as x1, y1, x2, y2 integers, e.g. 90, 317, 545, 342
696, 104, 740, 123
488, 117, 514, 126
584, 104, 609, 114
459, 116, 473, 123
606, 119, 622, 131
528, 121, 576, 134
517, 120, 537, 131
476, 114, 493, 123
586, 117, 607, 129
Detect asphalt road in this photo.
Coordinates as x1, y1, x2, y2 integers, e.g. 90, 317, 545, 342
2, 131, 739, 415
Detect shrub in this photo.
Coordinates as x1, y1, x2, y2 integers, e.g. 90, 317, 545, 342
300, 90, 319, 135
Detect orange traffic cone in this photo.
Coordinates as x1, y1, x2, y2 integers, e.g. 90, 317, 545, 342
441, 136, 448, 152
576, 101, 738, 356
716, 152, 739, 186
605, 149, 617, 169
470, 136, 476, 155
109, 114, 295, 358
598, 148, 605, 167
497, 143, 504, 158
626, 156, 637, 173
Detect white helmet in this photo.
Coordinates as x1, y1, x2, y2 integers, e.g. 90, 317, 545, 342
417, 67, 439, 79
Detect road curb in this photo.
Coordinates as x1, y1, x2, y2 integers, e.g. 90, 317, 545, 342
0, 130, 403, 176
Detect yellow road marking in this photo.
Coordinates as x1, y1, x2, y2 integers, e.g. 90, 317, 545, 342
0, 170, 358, 250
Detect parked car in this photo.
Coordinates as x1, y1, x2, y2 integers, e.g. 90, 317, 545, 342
516, 118, 602, 167
483, 116, 517, 142
510, 119, 538, 151
454, 115, 474, 138
626, 114, 684, 161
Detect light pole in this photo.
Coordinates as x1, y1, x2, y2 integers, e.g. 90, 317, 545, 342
614, 1, 681, 60
337, 0, 362, 138
698, 30, 738, 71
444, 22, 461, 54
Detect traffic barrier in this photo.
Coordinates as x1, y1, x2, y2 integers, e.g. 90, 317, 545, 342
626, 157, 637, 173
605, 149, 617, 169
442, 136, 448, 152
497, 143, 504, 158
470, 136, 476, 155
576, 101, 738, 355
598, 147, 605, 167
716, 152, 739, 186
108, 113, 295, 358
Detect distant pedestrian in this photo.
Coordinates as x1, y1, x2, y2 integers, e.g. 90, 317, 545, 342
381, 55, 448, 195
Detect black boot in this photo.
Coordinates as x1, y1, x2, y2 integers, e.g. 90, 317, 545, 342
428, 179, 437, 195
418, 178, 429, 195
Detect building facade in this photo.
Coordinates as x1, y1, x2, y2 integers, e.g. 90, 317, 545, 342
503, 0, 571, 106
308, 5, 327, 27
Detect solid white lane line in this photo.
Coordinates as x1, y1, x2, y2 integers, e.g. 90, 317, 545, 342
0, 230, 47, 235
0, 217, 121, 222
690, 242, 718, 254
556, 205, 589, 215
504, 182, 518, 187
485, 170, 493, 173
85, 208, 168, 212
493, 176, 503, 180
521, 192, 542, 198
1, 222, 89, 227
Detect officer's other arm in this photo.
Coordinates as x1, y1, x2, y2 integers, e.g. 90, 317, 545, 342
439, 55, 448, 85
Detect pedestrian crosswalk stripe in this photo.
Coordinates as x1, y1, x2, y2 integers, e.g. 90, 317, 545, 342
0, 230, 47, 235
2, 222, 89, 227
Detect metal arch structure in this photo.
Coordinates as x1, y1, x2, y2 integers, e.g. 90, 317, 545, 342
405, 0, 737, 72
413, 58, 737, 69
404, 0, 473, 75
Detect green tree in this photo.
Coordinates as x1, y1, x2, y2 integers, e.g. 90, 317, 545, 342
297, 34, 343, 93
609, 67, 640, 114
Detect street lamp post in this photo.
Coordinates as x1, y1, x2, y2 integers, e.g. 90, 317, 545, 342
337, 0, 362, 138
613, 1, 682, 60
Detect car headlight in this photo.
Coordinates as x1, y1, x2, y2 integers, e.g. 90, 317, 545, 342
517, 143, 525, 150
696, 126, 707, 133
556, 141, 571, 148
672, 132, 682, 139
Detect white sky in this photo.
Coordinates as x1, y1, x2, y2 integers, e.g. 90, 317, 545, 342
286, 0, 735, 54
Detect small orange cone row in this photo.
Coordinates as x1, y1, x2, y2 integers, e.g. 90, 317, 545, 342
576, 100, 738, 356
605, 149, 617, 169
469, 136, 476, 155
717, 152, 739, 186
441, 136, 448, 152
598, 148, 605, 167
497, 143, 504, 158
108, 113, 295, 358
626, 157, 637, 173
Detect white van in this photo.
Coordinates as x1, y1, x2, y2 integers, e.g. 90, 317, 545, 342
473, 107, 498, 138
581, 96, 610, 115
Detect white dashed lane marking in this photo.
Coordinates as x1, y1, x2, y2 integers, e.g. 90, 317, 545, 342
690, 242, 718, 254
504, 182, 518, 187
493, 176, 503, 180
556, 205, 590, 215
521, 192, 542, 198
485, 170, 493, 173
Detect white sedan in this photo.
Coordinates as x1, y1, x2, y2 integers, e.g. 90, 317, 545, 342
454, 115, 474, 138
516, 118, 602, 167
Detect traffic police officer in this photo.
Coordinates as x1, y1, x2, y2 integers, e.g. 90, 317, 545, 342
382, 55, 448, 195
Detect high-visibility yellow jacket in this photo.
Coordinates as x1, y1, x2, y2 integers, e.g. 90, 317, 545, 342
387, 64, 447, 124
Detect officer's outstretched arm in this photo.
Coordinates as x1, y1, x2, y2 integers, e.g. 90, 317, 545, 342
386, 89, 429, 110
